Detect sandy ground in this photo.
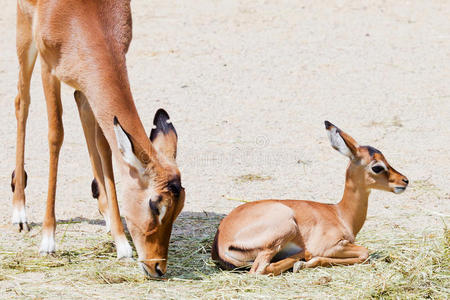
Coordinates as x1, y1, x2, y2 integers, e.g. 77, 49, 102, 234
0, 0, 449, 298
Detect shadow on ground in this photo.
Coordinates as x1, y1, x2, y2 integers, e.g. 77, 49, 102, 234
27, 216, 106, 229
1, 211, 225, 282
166, 211, 225, 279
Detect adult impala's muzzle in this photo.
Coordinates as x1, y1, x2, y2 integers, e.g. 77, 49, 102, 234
139, 259, 167, 278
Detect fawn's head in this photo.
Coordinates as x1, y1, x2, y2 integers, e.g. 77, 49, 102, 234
325, 121, 408, 194
114, 109, 185, 277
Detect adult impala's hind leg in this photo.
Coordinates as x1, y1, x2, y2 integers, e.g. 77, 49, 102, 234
12, 7, 37, 232
95, 123, 132, 258
74, 91, 110, 232
39, 60, 63, 254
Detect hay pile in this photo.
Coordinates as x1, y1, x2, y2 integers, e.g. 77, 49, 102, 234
0, 214, 448, 299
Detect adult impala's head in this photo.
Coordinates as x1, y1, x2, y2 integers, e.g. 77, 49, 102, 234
113, 109, 185, 277
325, 121, 408, 194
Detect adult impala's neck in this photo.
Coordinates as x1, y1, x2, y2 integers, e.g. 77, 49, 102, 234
336, 163, 370, 237
82, 56, 154, 162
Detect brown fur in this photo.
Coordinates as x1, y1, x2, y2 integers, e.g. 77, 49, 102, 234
11, 170, 27, 193
12, 0, 184, 277
213, 122, 409, 275
212, 229, 238, 270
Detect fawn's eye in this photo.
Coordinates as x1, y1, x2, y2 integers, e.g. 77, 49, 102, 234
371, 165, 385, 174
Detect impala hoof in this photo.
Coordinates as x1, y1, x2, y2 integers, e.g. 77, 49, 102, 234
293, 261, 306, 273
39, 250, 55, 256
12, 207, 29, 232
12, 222, 30, 232
19, 222, 30, 232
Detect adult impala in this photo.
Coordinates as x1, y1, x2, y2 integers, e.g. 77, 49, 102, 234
212, 121, 408, 275
10, 0, 184, 277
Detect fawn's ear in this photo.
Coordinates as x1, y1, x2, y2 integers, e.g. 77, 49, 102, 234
113, 116, 147, 173
149, 109, 178, 162
324, 121, 359, 159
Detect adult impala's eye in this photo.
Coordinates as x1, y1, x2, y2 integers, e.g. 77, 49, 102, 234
168, 181, 182, 197
371, 165, 385, 174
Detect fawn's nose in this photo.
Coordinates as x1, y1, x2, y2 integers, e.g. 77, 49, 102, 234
402, 178, 409, 185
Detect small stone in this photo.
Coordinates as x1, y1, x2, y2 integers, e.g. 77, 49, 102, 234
313, 276, 332, 285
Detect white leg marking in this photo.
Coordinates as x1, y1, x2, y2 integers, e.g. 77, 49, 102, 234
39, 232, 56, 254
12, 207, 27, 224
103, 213, 111, 233
115, 236, 133, 259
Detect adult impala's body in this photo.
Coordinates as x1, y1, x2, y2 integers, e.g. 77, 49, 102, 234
11, 0, 184, 277
212, 121, 408, 275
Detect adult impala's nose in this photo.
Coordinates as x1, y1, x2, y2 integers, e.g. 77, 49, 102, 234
402, 178, 409, 185
140, 262, 165, 278
155, 263, 164, 277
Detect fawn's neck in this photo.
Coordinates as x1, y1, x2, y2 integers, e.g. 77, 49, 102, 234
336, 164, 370, 237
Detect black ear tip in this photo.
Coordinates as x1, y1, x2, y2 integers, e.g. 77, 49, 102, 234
156, 108, 169, 115
154, 108, 170, 124
74, 90, 80, 98
324, 120, 333, 129
113, 116, 119, 125
150, 108, 176, 141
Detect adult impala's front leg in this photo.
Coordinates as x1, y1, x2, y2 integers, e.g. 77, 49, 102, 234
74, 91, 110, 232
11, 5, 37, 232
39, 60, 63, 255
96, 122, 132, 258
74, 90, 131, 257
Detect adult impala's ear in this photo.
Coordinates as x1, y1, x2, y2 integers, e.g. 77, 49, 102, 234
113, 116, 147, 173
149, 109, 178, 162
324, 121, 359, 159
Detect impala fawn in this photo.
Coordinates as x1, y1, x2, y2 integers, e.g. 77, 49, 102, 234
212, 121, 408, 275
11, 0, 184, 277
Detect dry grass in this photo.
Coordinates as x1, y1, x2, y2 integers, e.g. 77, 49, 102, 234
365, 116, 404, 128
0, 212, 448, 299
412, 178, 441, 198
233, 174, 272, 184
